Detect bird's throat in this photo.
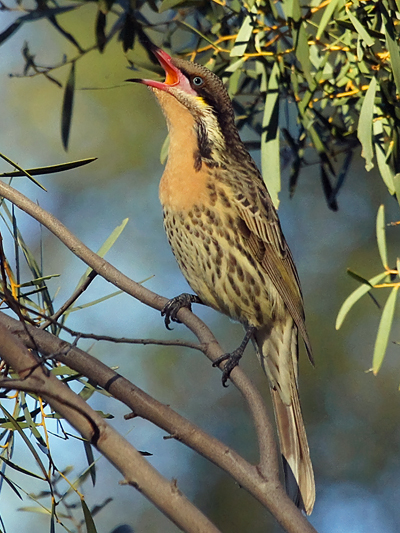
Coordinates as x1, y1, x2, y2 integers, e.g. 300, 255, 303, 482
153, 89, 213, 210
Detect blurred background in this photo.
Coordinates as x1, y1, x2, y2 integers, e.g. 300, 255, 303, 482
1, 6, 400, 533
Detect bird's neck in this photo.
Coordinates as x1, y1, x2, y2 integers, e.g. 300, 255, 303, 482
152, 87, 240, 169
153, 89, 214, 210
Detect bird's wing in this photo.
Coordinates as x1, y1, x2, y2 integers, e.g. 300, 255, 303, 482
230, 174, 313, 362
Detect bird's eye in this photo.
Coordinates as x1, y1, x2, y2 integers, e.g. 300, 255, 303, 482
192, 76, 204, 87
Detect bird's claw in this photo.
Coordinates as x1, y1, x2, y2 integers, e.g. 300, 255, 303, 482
212, 326, 256, 386
161, 293, 199, 330
212, 349, 243, 387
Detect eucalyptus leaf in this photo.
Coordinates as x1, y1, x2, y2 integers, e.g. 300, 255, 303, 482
382, 4, 400, 96
0, 157, 97, 178
376, 205, 388, 269
346, 9, 374, 47
79, 218, 129, 282
373, 116, 395, 194
158, 0, 187, 13
61, 62, 76, 151
231, 6, 257, 57
81, 499, 98, 533
336, 271, 388, 329
358, 77, 377, 171
0, 152, 46, 191
372, 285, 399, 374
261, 62, 281, 209
394, 173, 400, 207
316, 0, 341, 40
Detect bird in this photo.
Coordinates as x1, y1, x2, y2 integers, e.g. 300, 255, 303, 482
127, 46, 315, 514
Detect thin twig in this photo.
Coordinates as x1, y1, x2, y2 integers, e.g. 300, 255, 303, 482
0, 294, 203, 351
40, 270, 98, 330
66, 332, 204, 351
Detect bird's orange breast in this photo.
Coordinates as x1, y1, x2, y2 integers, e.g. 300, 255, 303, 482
152, 88, 211, 211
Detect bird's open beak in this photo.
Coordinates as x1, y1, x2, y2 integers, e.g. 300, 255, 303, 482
126, 48, 180, 89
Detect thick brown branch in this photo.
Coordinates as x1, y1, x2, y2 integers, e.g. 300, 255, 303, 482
0, 312, 317, 533
0, 321, 221, 533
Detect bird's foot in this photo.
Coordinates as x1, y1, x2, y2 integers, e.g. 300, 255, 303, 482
212, 348, 244, 387
212, 326, 257, 387
161, 293, 202, 330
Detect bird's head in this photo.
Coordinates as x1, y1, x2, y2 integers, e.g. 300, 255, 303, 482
127, 47, 243, 166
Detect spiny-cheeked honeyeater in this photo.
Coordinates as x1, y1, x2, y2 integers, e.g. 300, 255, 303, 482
127, 47, 315, 514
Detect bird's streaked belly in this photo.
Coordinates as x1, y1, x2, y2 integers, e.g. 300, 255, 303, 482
163, 202, 283, 329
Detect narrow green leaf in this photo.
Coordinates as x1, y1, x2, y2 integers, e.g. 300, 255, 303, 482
79, 218, 129, 282
19, 274, 60, 288
50, 499, 56, 533
119, 12, 136, 52
382, 4, 400, 96
282, 0, 301, 20
51, 365, 79, 376
0, 456, 45, 480
347, 8, 375, 47
81, 499, 97, 533
372, 285, 399, 374
98, 0, 115, 12
68, 290, 123, 312
95, 10, 107, 52
230, 6, 256, 57
61, 62, 76, 151
394, 173, 400, 207
316, 0, 341, 40
227, 68, 241, 98
346, 271, 381, 312
83, 441, 96, 486
261, 62, 281, 209
376, 205, 388, 269
374, 116, 395, 194
224, 57, 246, 74
0, 470, 23, 500
18, 506, 51, 515
158, 0, 188, 13
295, 22, 314, 87
358, 77, 377, 171
0, 152, 46, 191
20, 392, 47, 449
320, 164, 338, 211
176, 21, 215, 46
0, 157, 97, 177
336, 271, 388, 329
97, 218, 129, 258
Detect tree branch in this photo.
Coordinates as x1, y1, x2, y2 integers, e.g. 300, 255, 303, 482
0, 321, 221, 533
0, 181, 317, 532
0, 313, 317, 533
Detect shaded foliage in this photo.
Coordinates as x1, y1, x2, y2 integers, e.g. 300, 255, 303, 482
2, 0, 400, 207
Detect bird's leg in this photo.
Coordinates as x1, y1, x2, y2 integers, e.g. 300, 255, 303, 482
161, 293, 203, 330
213, 325, 257, 387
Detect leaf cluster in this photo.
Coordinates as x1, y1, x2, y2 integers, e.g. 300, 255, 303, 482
1, 0, 400, 206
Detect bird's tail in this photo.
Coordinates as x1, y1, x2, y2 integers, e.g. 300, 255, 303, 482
254, 315, 315, 515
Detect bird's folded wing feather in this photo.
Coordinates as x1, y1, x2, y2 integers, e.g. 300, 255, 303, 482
231, 177, 313, 363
